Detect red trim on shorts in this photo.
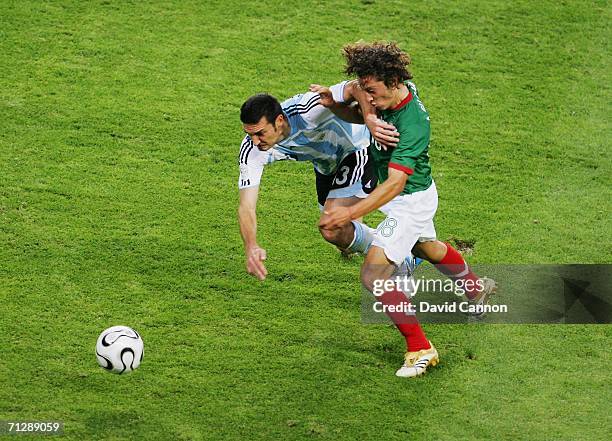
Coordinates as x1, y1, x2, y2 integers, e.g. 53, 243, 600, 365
390, 90, 413, 110
389, 162, 414, 175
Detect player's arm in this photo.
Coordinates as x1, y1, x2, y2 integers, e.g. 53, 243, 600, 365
309, 82, 363, 123
310, 82, 399, 148
237, 136, 272, 280
319, 168, 407, 229
238, 186, 267, 280
348, 81, 399, 148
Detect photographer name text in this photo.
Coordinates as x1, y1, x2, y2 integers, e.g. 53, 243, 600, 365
372, 301, 508, 314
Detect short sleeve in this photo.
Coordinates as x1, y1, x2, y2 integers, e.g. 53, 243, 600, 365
329, 81, 349, 103
238, 136, 292, 189
238, 136, 267, 189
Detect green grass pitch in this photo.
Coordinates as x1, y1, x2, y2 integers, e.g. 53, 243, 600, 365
1, 1, 610, 440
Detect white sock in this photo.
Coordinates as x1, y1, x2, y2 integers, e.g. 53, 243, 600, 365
346, 221, 375, 254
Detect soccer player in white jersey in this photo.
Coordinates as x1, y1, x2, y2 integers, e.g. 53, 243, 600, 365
238, 87, 403, 280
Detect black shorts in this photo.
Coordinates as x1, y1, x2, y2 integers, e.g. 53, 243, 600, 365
315, 149, 377, 206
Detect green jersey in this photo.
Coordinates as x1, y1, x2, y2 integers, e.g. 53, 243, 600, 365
370, 82, 432, 195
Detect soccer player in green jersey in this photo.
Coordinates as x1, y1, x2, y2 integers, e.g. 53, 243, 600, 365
313, 42, 496, 377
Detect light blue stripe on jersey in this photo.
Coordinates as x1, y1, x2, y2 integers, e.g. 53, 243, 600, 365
274, 92, 370, 176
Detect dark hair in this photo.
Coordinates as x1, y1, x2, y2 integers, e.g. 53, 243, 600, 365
240, 94, 283, 124
343, 41, 413, 87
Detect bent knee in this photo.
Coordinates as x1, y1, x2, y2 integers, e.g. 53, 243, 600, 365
319, 226, 340, 244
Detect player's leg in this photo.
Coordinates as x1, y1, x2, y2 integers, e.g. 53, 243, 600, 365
413, 238, 482, 299
316, 149, 378, 254
363, 201, 438, 377
318, 196, 364, 249
361, 246, 431, 354
413, 239, 496, 312
411, 182, 496, 311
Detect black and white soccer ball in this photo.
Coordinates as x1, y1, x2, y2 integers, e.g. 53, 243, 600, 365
95, 325, 144, 374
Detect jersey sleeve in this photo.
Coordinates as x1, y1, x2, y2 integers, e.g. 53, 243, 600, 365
330, 81, 349, 103
238, 136, 292, 189
284, 92, 330, 127
389, 122, 430, 176
238, 136, 266, 189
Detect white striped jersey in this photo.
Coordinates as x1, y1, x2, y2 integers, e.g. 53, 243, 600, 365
238, 85, 370, 189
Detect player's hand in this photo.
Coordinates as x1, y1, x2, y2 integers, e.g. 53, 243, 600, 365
309, 84, 335, 108
246, 246, 268, 280
319, 206, 353, 230
365, 114, 399, 149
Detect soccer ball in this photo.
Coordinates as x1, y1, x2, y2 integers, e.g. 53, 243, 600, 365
95, 325, 144, 374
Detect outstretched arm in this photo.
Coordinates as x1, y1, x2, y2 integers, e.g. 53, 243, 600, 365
238, 186, 268, 280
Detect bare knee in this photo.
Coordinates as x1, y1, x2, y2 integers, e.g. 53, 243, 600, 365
413, 240, 448, 263
319, 221, 356, 249
319, 226, 340, 244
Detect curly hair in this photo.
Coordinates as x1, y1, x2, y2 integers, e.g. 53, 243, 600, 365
342, 41, 413, 87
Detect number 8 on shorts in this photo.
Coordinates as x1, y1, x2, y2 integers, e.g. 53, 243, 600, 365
377, 217, 398, 237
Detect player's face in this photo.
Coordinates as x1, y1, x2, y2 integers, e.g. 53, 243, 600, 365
358, 76, 400, 111
243, 115, 285, 151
